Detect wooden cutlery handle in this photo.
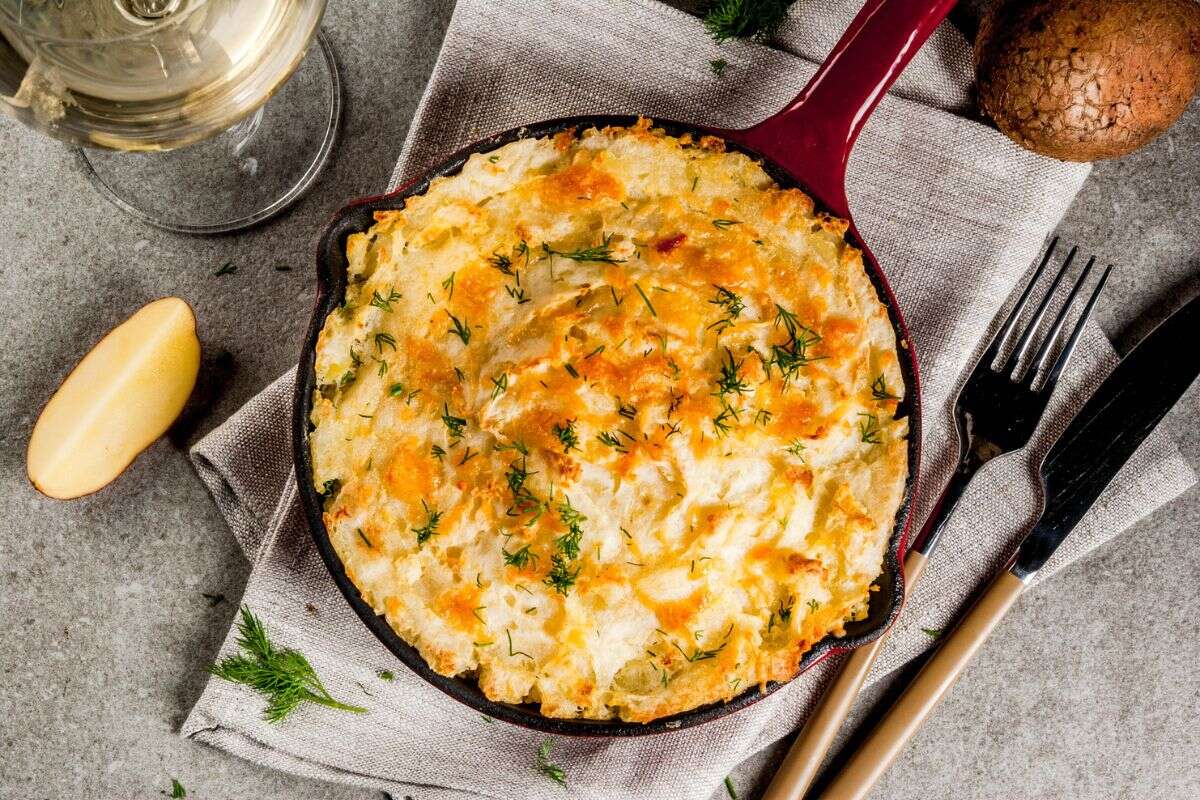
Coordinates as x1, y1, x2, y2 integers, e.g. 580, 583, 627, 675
761, 549, 931, 800
818, 569, 1027, 800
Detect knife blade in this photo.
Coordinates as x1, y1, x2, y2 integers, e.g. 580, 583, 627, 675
1011, 293, 1200, 580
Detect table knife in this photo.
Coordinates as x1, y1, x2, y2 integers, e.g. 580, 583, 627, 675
818, 293, 1200, 800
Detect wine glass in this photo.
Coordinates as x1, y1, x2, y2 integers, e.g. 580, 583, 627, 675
0, 0, 340, 233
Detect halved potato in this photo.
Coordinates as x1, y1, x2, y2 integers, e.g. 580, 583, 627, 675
27, 297, 201, 499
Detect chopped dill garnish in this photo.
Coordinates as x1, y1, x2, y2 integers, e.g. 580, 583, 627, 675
213, 261, 237, 277
555, 496, 585, 559
208, 605, 366, 723
609, 286, 624, 306
505, 281, 531, 304
713, 347, 749, 399
922, 627, 943, 639
388, 382, 406, 397
712, 406, 737, 437
552, 419, 579, 452
458, 447, 478, 465
489, 252, 515, 276
430, 444, 446, 460
770, 303, 824, 387
711, 218, 741, 229
585, 345, 605, 359
724, 775, 739, 799
506, 628, 533, 660
753, 408, 773, 426
319, 478, 341, 500
374, 358, 388, 377
503, 543, 538, 569
374, 332, 397, 352
167, 779, 186, 798
784, 439, 806, 458
597, 430, 628, 453
534, 740, 568, 787
369, 287, 402, 312
377, 670, 394, 681
703, 0, 791, 43
872, 374, 900, 401
504, 457, 544, 521
807, 598, 821, 613
446, 312, 471, 345
858, 413, 882, 444
495, 440, 530, 456
542, 232, 625, 264
563, 362, 580, 379
544, 554, 580, 594
490, 373, 509, 399
441, 271, 456, 299
412, 499, 443, 546
633, 283, 657, 316
707, 285, 745, 333
441, 403, 466, 440
356, 528, 373, 548
617, 398, 637, 420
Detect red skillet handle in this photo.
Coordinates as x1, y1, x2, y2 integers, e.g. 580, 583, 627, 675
722, 0, 958, 218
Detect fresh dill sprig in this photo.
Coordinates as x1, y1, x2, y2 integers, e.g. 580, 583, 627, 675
213, 261, 237, 277
412, 499, 443, 546
534, 739, 568, 787
542, 232, 625, 264
703, 0, 792, 43
770, 303, 824, 387
490, 373, 509, 399
503, 543, 538, 569
713, 347, 749, 399
633, 283, 657, 316
441, 271, 456, 300
489, 252, 515, 276
208, 606, 366, 723
871, 374, 900, 401
711, 218, 742, 229
441, 403, 466, 440
617, 398, 637, 420
504, 457, 545, 520
707, 285, 745, 333
431, 444, 446, 460
753, 408, 773, 426
544, 554, 580, 594
784, 439, 806, 458
374, 332, 396, 352
712, 405, 738, 437
495, 440, 530, 456
596, 430, 629, 453
724, 775, 739, 799
858, 413, 882, 444
807, 598, 821, 613
369, 287, 402, 312
166, 779, 186, 798
552, 419, 580, 452
446, 312, 471, 345
555, 496, 585, 560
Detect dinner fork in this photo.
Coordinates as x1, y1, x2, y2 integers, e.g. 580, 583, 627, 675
761, 237, 1111, 800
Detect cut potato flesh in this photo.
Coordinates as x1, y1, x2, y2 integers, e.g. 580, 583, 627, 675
27, 297, 201, 499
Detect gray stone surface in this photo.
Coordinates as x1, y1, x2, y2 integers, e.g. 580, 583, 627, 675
0, 2, 1197, 799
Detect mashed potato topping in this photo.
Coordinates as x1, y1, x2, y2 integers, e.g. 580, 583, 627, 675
309, 119, 908, 722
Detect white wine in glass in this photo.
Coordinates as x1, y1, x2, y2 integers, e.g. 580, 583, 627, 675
0, 0, 340, 233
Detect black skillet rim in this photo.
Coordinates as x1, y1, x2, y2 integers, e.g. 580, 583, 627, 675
292, 114, 921, 737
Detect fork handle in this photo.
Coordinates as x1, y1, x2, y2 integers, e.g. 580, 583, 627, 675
761, 548, 930, 800
818, 569, 1027, 800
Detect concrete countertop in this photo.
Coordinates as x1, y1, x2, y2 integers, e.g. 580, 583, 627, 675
1, 2, 1197, 798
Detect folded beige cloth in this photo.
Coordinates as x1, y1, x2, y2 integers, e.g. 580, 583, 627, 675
183, 1, 1196, 798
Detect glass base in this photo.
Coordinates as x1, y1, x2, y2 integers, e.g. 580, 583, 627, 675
76, 29, 341, 235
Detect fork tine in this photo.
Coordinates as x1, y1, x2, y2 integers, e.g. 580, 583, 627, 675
1039, 264, 1113, 393
982, 238, 1060, 365
1006, 244, 1079, 370
1028, 256, 1096, 375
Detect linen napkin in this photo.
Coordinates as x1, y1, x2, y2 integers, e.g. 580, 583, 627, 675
183, 1, 1196, 798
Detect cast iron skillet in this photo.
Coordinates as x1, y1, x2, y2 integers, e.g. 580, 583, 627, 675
294, 0, 954, 736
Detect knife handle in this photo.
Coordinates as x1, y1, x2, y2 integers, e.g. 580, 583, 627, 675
761, 549, 931, 800
818, 569, 1027, 800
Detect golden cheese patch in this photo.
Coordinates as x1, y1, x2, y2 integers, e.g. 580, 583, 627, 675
309, 120, 908, 723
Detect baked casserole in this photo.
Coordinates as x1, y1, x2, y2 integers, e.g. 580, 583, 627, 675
308, 119, 908, 723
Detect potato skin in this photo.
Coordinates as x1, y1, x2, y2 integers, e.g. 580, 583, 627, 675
975, 0, 1200, 161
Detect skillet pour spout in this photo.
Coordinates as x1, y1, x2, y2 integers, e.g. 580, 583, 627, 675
294, 0, 951, 736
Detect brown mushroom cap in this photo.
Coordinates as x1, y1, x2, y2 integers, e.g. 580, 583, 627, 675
975, 0, 1200, 161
